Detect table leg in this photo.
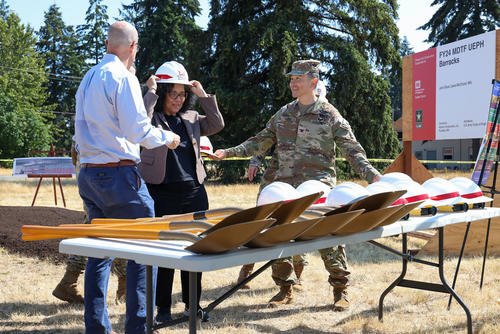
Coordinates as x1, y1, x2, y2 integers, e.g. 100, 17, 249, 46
57, 177, 67, 207
437, 227, 472, 334
447, 221, 470, 309
378, 233, 408, 321
479, 217, 492, 289
189, 271, 198, 334
146, 265, 153, 334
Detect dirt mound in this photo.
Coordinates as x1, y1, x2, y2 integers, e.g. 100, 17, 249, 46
0, 206, 84, 264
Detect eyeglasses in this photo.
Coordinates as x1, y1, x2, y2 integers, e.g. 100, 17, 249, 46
167, 91, 188, 100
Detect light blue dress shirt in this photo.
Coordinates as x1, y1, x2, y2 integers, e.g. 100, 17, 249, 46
74, 53, 174, 164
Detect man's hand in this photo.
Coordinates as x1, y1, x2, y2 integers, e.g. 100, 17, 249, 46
166, 133, 181, 149
213, 149, 227, 160
247, 165, 258, 181
371, 174, 381, 183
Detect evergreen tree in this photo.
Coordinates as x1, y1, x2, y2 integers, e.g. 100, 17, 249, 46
389, 36, 413, 122
420, 0, 499, 46
205, 0, 401, 158
37, 4, 86, 150
0, 13, 51, 157
77, 0, 109, 66
119, 0, 202, 81
0, 0, 10, 19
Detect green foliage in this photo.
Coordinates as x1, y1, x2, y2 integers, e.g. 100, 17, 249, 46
0, 95, 51, 158
204, 0, 401, 159
0, 13, 52, 158
37, 4, 86, 152
420, 0, 500, 46
77, 0, 109, 66
205, 159, 249, 184
119, 0, 202, 82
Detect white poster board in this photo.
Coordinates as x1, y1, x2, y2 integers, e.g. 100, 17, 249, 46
13, 157, 75, 176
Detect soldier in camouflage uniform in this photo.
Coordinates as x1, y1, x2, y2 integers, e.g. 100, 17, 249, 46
52, 142, 127, 304
215, 59, 380, 310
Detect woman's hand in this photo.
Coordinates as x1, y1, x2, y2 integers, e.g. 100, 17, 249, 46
146, 75, 158, 93
190, 80, 208, 98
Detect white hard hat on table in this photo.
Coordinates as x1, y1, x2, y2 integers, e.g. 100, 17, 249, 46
258, 181, 300, 206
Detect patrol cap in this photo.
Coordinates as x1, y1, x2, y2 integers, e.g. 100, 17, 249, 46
287, 59, 321, 76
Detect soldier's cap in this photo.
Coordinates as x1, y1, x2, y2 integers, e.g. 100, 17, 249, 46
287, 59, 321, 76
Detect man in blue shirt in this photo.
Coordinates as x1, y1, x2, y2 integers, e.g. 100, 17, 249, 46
74, 21, 180, 334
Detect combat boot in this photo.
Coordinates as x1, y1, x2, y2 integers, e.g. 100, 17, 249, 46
332, 287, 349, 311
268, 285, 294, 308
236, 263, 254, 289
115, 275, 126, 304
52, 269, 84, 303
293, 263, 305, 292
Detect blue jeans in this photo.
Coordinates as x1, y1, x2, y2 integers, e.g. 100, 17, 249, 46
78, 165, 156, 334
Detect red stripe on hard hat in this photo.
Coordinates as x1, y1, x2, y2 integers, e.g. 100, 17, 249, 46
431, 192, 460, 201
157, 74, 173, 80
314, 197, 327, 204
461, 191, 484, 199
391, 198, 408, 206
404, 194, 429, 203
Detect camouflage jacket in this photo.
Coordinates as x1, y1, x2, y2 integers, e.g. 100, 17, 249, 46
226, 97, 380, 187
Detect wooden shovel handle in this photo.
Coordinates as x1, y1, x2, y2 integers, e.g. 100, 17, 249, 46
90, 207, 242, 224
21, 225, 204, 241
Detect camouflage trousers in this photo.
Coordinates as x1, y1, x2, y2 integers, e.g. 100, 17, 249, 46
66, 160, 126, 278
271, 245, 349, 289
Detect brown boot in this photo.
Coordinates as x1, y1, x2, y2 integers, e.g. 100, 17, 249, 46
268, 285, 294, 308
115, 275, 126, 304
333, 287, 349, 311
52, 269, 84, 304
293, 263, 305, 292
236, 263, 254, 289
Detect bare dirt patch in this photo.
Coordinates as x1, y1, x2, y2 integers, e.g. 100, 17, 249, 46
0, 206, 84, 264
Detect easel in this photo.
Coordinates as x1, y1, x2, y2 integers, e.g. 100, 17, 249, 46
447, 79, 500, 308
29, 173, 72, 207
26, 144, 73, 208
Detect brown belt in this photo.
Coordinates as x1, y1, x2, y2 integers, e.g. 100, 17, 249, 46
81, 160, 136, 168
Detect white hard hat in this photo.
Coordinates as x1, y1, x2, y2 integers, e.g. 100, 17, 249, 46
421, 177, 464, 206
449, 177, 493, 205
155, 61, 192, 85
379, 172, 413, 184
366, 181, 407, 206
296, 180, 331, 205
257, 181, 300, 206
199, 136, 218, 159
394, 180, 432, 208
314, 80, 327, 98
326, 182, 370, 207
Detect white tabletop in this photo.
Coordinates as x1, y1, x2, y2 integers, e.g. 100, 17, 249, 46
59, 207, 500, 272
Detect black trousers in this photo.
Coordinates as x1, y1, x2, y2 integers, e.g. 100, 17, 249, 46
147, 180, 208, 310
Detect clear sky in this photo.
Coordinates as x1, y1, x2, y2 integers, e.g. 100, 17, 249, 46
7, 0, 434, 52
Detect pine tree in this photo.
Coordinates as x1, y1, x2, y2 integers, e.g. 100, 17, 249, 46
37, 4, 86, 150
205, 0, 401, 158
0, 13, 51, 157
118, 0, 202, 81
0, 0, 9, 19
77, 0, 109, 66
420, 0, 499, 46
